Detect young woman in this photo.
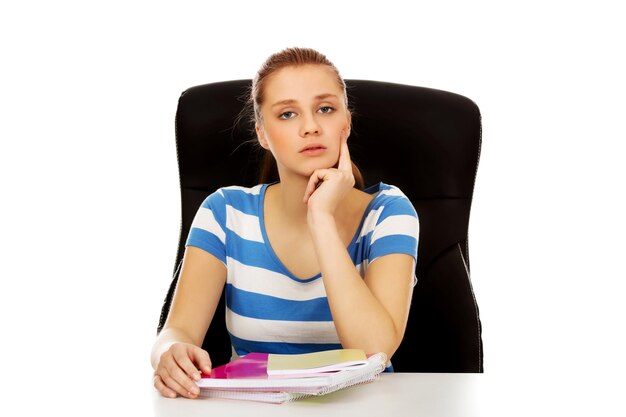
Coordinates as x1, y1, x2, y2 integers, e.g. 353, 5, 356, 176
151, 47, 419, 399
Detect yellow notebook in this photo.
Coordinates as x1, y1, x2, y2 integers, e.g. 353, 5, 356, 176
267, 348, 368, 376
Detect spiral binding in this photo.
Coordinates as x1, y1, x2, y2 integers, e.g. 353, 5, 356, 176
199, 389, 299, 403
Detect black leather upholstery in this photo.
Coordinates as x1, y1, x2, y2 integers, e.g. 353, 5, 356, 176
157, 79, 483, 372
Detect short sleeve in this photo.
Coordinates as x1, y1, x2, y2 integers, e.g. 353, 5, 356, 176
185, 189, 227, 265
368, 193, 419, 265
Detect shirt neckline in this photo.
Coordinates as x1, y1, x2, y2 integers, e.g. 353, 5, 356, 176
258, 181, 383, 283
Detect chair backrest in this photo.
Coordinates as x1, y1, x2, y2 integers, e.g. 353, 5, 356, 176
158, 79, 483, 372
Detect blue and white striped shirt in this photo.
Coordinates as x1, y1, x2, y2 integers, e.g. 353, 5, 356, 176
186, 182, 419, 358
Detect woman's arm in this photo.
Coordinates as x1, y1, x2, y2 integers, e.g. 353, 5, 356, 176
308, 213, 414, 360
304, 138, 415, 360
151, 245, 227, 398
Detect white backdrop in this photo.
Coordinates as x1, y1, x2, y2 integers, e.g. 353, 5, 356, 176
1, 1, 624, 416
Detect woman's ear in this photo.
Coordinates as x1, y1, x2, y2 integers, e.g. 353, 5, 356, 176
256, 124, 269, 150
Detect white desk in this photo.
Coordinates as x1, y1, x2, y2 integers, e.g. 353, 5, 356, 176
153, 373, 481, 417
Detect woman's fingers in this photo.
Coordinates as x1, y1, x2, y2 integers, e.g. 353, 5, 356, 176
164, 360, 201, 398
303, 138, 353, 205
168, 353, 201, 398
154, 343, 212, 399
192, 348, 213, 374
162, 368, 198, 398
157, 367, 193, 399
174, 348, 203, 381
156, 346, 200, 398
337, 138, 352, 172
189, 346, 213, 375
303, 168, 328, 203
154, 374, 178, 398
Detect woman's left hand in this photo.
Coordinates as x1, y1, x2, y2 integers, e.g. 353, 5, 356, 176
303, 135, 355, 217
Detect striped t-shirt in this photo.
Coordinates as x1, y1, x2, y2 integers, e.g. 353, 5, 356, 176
185, 181, 419, 358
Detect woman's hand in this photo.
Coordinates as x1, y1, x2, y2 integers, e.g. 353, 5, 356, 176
153, 342, 212, 399
303, 134, 354, 218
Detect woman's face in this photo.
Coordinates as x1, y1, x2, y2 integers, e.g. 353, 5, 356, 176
256, 64, 351, 179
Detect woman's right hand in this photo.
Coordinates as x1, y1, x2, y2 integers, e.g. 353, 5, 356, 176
153, 342, 212, 399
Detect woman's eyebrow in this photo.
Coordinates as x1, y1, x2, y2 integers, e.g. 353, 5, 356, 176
314, 93, 339, 101
271, 94, 339, 108
271, 99, 296, 108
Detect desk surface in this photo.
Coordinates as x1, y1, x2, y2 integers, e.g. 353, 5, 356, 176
153, 373, 481, 417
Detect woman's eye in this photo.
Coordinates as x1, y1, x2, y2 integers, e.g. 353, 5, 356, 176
319, 106, 334, 114
279, 111, 295, 120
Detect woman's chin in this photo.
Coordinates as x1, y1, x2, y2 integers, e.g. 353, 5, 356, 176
308, 158, 339, 172
280, 158, 339, 179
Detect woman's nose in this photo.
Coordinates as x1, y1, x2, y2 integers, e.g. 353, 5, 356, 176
300, 113, 321, 136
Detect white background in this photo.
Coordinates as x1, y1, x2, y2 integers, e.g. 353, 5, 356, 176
1, 1, 624, 415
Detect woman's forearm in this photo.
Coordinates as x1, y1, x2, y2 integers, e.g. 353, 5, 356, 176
308, 212, 401, 359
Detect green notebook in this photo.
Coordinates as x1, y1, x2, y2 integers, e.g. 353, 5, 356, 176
267, 348, 369, 376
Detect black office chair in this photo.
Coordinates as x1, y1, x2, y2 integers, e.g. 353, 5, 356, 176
157, 79, 483, 373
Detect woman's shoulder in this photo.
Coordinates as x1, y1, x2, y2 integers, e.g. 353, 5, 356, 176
365, 182, 411, 203
204, 183, 267, 199
200, 183, 268, 211
215, 183, 266, 197
364, 182, 418, 218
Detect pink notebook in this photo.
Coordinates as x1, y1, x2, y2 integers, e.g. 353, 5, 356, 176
202, 352, 269, 380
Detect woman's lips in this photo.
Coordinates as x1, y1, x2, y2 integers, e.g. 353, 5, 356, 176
300, 144, 326, 156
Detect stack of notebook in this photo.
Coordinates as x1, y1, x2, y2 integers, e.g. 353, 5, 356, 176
197, 349, 387, 404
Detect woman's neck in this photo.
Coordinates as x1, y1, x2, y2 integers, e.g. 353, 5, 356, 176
268, 175, 310, 226
267, 174, 371, 233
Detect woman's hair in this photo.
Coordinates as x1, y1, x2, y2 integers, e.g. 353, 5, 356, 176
243, 47, 364, 189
